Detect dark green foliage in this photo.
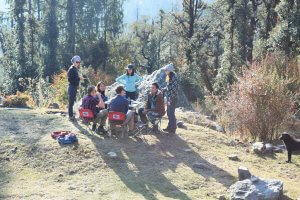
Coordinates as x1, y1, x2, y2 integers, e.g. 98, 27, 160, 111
42, 0, 59, 79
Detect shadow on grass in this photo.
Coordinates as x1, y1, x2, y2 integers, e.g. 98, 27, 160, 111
73, 121, 236, 200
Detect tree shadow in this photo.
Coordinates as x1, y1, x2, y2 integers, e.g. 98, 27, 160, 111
74, 121, 236, 200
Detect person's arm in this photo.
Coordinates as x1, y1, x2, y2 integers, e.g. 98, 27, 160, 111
168, 76, 178, 104
124, 99, 129, 114
116, 74, 126, 84
144, 95, 151, 113
97, 93, 105, 109
135, 74, 143, 84
153, 94, 164, 114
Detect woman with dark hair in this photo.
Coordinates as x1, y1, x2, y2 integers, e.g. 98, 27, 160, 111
162, 63, 178, 134
115, 64, 143, 101
96, 81, 109, 103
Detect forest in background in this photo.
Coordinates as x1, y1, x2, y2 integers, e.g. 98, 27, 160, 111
0, 0, 299, 140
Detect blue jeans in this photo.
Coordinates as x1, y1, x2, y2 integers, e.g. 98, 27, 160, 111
126, 91, 137, 101
167, 100, 177, 132
68, 85, 77, 118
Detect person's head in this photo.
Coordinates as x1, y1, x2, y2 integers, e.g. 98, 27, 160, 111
151, 82, 159, 94
96, 81, 106, 93
71, 55, 81, 68
115, 85, 126, 96
164, 63, 174, 76
126, 64, 135, 76
87, 85, 97, 97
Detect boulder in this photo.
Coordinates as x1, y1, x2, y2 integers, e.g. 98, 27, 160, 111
106, 67, 192, 109
265, 143, 274, 153
252, 142, 266, 154
229, 178, 283, 200
238, 166, 251, 181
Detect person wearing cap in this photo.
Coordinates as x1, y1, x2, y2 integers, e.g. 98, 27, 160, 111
162, 63, 178, 134
115, 64, 143, 101
67, 55, 84, 121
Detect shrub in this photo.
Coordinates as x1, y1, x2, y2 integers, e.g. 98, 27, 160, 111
220, 55, 295, 141
50, 70, 69, 108
3, 91, 34, 108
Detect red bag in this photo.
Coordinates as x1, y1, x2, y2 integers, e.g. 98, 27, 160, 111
51, 131, 70, 139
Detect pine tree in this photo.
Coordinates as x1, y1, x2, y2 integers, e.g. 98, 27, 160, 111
13, 0, 27, 79
42, 0, 59, 80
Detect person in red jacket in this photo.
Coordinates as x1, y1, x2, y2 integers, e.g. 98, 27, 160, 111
138, 82, 165, 131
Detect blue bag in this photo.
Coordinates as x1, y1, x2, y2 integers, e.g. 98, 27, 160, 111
57, 133, 78, 145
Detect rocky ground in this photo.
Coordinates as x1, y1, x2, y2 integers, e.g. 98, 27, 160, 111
0, 108, 300, 200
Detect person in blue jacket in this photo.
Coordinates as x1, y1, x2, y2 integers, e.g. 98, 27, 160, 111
115, 64, 143, 101
67, 55, 84, 121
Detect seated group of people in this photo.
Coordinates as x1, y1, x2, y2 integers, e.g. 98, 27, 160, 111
81, 81, 165, 135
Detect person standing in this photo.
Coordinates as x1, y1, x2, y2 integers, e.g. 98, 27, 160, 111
162, 63, 178, 134
67, 55, 84, 121
115, 64, 143, 101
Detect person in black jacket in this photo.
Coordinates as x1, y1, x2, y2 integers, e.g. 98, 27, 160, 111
67, 55, 84, 121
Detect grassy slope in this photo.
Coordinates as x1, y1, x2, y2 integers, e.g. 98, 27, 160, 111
0, 108, 299, 200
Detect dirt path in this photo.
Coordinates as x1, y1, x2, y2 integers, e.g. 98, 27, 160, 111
0, 108, 299, 200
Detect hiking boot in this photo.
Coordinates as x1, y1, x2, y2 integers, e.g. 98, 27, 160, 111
97, 126, 107, 134
69, 116, 76, 122
92, 124, 97, 131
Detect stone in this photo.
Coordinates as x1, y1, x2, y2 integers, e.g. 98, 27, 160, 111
211, 123, 225, 133
177, 121, 187, 129
48, 103, 60, 109
230, 140, 236, 146
11, 147, 18, 154
238, 166, 251, 181
184, 148, 192, 153
274, 145, 286, 153
265, 143, 274, 153
107, 151, 117, 158
192, 162, 210, 170
228, 154, 239, 161
105, 66, 192, 109
229, 178, 283, 200
218, 195, 226, 200
252, 142, 266, 154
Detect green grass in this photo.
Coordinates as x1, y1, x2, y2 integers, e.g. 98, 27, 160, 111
0, 108, 299, 199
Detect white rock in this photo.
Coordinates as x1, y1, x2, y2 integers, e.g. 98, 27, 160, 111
107, 151, 117, 158
229, 178, 283, 200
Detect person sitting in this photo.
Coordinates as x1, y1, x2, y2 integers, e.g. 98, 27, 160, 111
82, 86, 108, 134
138, 83, 165, 131
96, 81, 109, 108
109, 86, 135, 134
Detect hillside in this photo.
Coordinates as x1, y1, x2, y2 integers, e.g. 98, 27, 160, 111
0, 108, 299, 200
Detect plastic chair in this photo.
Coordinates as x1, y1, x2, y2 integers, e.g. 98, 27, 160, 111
108, 111, 127, 138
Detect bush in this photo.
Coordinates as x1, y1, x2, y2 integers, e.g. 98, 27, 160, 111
220, 55, 296, 141
3, 91, 34, 108
50, 70, 69, 108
